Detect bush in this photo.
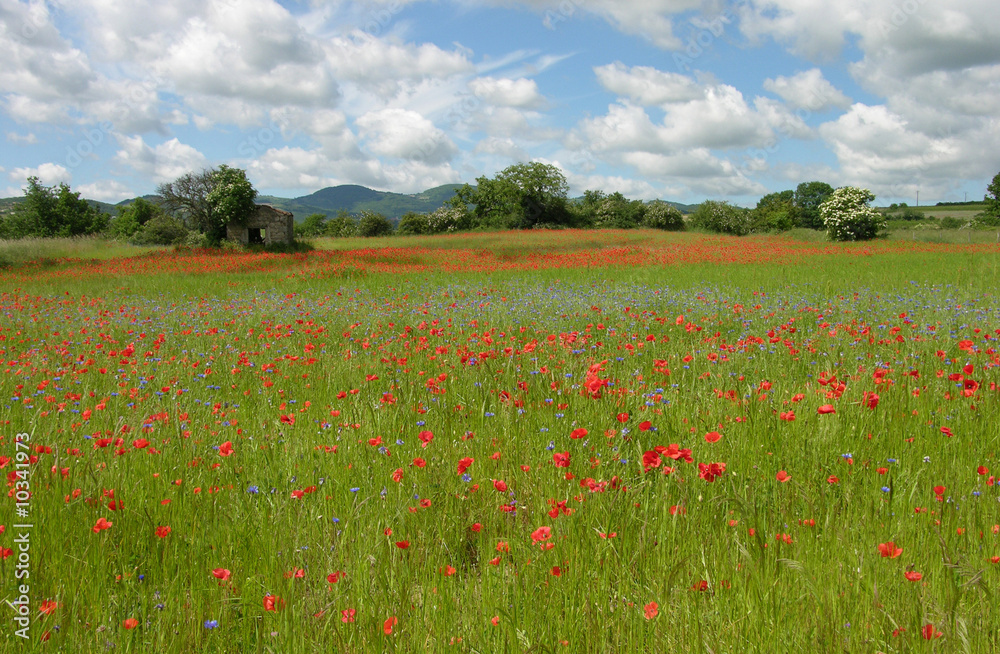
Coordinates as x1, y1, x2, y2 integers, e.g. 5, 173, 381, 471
397, 212, 430, 236
642, 201, 685, 231
426, 207, 469, 234
325, 213, 357, 238
689, 201, 753, 235
820, 187, 887, 241
939, 217, 964, 229
357, 210, 393, 237
972, 212, 1000, 228
132, 215, 189, 245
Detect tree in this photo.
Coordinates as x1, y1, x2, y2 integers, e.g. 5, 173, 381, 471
357, 210, 393, 237
820, 186, 886, 241
325, 211, 357, 238
157, 165, 256, 244
397, 212, 429, 236
794, 181, 834, 229
454, 162, 572, 229
1, 177, 107, 239
985, 172, 1000, 219
689, 200, 752, 235
642, 201, 685, 231
110, 197, 162, 240
132, 214, 189, 245
296, 213, 328, 238
751, 190, 799, 232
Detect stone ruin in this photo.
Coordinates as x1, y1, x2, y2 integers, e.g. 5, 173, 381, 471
226, 204, 294, 246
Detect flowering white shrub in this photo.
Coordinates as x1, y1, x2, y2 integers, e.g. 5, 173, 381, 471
820, 187, 886, 241
426, 207, 468, 233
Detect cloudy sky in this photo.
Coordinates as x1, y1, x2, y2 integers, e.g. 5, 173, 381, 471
2, 0, 999, 206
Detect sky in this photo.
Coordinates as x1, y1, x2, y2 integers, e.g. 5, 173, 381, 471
1, 0, 999, 207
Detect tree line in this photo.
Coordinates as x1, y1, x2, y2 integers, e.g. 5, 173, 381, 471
3, 164, 999, 244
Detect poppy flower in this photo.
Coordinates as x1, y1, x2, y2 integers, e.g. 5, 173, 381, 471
341, 608, 356, 623
412, 457, 426, 468
218, 441, 234, 457
457, 457, 474, 475
638, 420, 652, 431
877, 542, 902, 558
817, 405, 836, 415
38, 600, 58, 615
616, 413, 629, 423
530, 526, 552, 544
552, 452, 570, 468
570, 428, 588, 439
418, 430, 434, 447
904, 571, 922, 581
212, 568, 231, 581
704, 431, 721, 443
92, 517, 113, 533
643, 601, 658, 619
155, 525, 171, 538
279, 415, 295, 425
550, 566, 561, 577
493, 479, 508, 492
122, 618, 138, 630
471, 523, 482, 532
383, 616, 398, 635
263, 595, 283, 612
921, 623, 941, 639
441, 565, 456, 576
327, 571, 345, 583
391, 468, 404, 483
395, 541, 410, 549
775, 470, 791, 483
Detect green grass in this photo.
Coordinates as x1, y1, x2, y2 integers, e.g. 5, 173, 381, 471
1, 232, 1000, 652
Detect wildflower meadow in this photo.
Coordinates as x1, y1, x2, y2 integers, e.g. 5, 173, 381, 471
2, 229, 999, 653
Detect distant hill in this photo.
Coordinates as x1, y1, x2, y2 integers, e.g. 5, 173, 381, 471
258, 184, 466, 220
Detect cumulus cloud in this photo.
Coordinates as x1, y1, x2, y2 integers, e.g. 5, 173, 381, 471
594, 62, 703, 104
9, 162, 71, 185
113, 135, 208, 184
763, 69, 851, 111
77, 179, 134, 202
469, 77, 545, 108
356, 108, 458, 164
7, 132, 38, 145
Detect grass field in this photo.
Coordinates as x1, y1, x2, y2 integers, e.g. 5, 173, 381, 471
2, 230, 1000, 653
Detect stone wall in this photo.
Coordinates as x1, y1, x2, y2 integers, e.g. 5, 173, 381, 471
226, 204, 294, 246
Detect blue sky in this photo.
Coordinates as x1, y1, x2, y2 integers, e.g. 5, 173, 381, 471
2, 0, 998, 206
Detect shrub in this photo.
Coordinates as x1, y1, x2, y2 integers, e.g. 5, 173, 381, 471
325, 213, 357, 238
939, 217, 964, 230
689, 201, 752, 236
357, 210, 394, 237
642, 201, 685, 231
397, 212, 430, 236
820, 187, 887, 241
426, 207, 469, 234
132, 215, 189, 245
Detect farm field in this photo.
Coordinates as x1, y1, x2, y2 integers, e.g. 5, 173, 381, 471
2, 230, 1000, 653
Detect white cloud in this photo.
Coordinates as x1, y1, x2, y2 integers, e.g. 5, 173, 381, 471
113, 135, 208, 184
594, 62, 703, 104
77, 179, 134, 202
469, 77, 545, 108
6, 132, 38, 144
356, 108, 458, 164
763, 68, 851, 111
10, 162, 71, 186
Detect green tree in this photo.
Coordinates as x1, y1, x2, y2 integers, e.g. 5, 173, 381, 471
110, 197, 162, 240
689, 200, 752, 235
454, 162, 571, 229
1, 177, 107, 239
794, 181, 834, 229
157, 166, 257, 244
985, 172, 1000, 219
132, 214, 189, 245
642, 201, 685, 231
325, 211, 357, 238
592, 192, 646, 229
357, 210, 394, 237
397, 212, 429, 236
296, 213, 328, 238
750, 190, 799, 232
820, 186, 886, 241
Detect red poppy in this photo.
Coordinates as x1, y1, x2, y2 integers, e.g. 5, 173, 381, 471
327, 571, 344, 583
441, 565, 456, 576
154, 525, 171, 538
570, 428, 588, 439
395, 540, 410, 549
643, 601, 658, 619
391, 468, 404, 483
775, 470, 791, 483
263, 595, 283, 612
921, 623, 941, 640
530, 526, 552, 543
977, 466, 989, 475
827, 475, 839, 484
218, 441, 234, 457
212, 568, 231, 581
457, 457, 474, 475
877, 542, 902, 558
418, 430, 434, 447
638, 420, 652, 431
341, 608, 356, 623
92, 517, 113, 533
704, 431, 721, 443
38, 600, 58, 615
279, 415, 295, 425
412, 457, 426, 468
550, 566, 561, 577
122, 618, 138, 630
383, 616, 398, 635
493, 479, 508, 492
817, 405, 836, 414
933, 485, 946, 496
642, 450, 662, 472
616, 413, 629, 423
904, 571, 922, 581
552, 452, 570, 468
